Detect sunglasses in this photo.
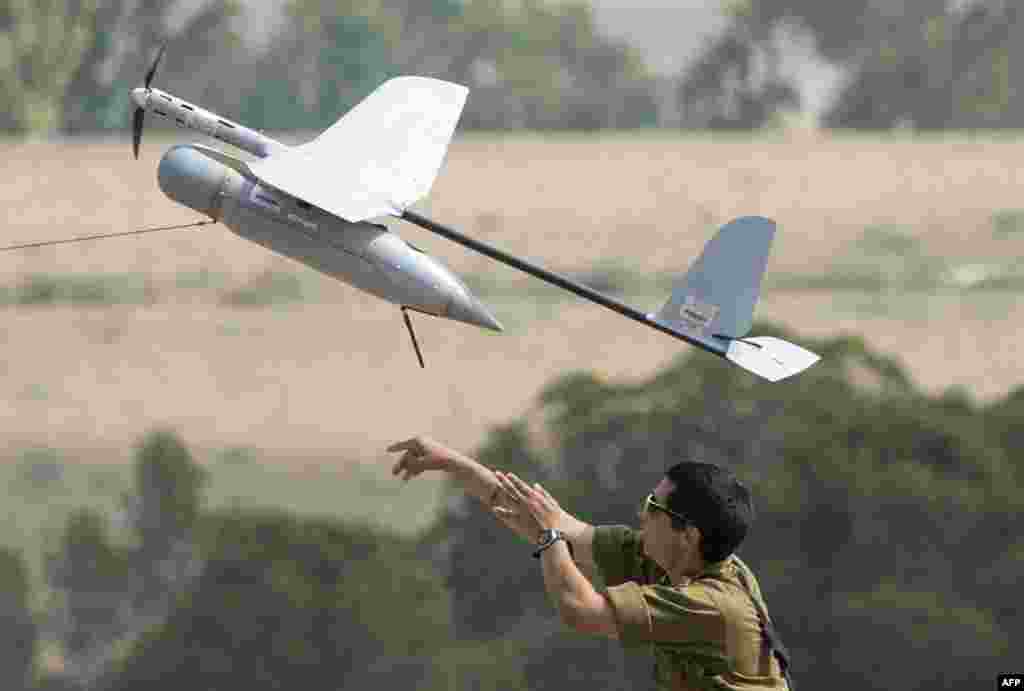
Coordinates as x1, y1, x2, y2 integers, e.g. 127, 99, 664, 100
639, 494, 689, 524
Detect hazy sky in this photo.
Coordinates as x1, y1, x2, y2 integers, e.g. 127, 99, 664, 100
587, 1, 727, 75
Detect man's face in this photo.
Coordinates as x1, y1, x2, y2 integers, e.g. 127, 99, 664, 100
639, 476, 679, 566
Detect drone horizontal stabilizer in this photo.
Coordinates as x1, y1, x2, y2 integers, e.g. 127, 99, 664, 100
248, 76, 468, 222
725, 336, 820, 382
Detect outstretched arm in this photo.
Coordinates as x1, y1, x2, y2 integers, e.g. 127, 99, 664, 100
389, 436, 500, 506
387, 437, 596, 562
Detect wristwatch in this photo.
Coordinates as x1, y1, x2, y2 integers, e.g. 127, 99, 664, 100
533, 528, 574, 559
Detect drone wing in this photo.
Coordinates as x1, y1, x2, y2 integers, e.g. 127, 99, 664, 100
248, 76, 468, 222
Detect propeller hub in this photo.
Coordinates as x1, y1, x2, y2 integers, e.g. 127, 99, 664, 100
131, 87, 149, 110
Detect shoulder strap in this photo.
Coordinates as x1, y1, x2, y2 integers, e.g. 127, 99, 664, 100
732, 563, 795, 691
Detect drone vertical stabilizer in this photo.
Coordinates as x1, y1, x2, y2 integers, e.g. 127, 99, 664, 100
248, 77, 468, 222
651, 216, 774, 339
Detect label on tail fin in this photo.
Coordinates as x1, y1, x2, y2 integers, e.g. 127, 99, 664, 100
675, 296, 720, 336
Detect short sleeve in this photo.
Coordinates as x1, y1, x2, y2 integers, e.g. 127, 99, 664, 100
592, 525, 645, 587
604, 581, 727, 659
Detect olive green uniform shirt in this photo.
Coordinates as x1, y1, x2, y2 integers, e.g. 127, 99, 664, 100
593, 525, 788, 691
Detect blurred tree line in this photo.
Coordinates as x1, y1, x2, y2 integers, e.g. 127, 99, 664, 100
4, 0, 1023, 134
683, 0, 1024, 129
0, 0, 654, 135
1, 327, 1019, 689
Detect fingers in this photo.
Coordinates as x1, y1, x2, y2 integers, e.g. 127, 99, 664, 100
502, 471, 534, 496
496, 471, 551, 505
392, 449, 423, 482
391, 448, 411, 475
494, 471, 528, 504
492, 506, 518, 523
499, 472, 551, 523
387, 436, 436, 454
386, 439, 416, 453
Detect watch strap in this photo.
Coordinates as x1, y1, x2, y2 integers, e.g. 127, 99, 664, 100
532, 529, 574, 559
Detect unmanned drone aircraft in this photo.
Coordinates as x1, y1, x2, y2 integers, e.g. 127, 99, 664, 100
4, 46, 819, 381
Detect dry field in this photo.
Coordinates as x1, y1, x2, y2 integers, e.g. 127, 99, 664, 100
3, 131, 1024, 463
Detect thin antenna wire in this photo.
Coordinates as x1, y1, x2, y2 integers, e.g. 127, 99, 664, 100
401, 307, 426, 368
0, 220, 214, 253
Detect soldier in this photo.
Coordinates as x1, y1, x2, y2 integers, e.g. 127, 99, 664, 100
388, 436, 793, 691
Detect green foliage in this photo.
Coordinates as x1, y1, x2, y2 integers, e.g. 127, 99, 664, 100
0, 547, 37, 691
129, 429, 208, 556
106, 508, 452, 691
691, 0, 1024, 129
238, 77, 318, 133
218, 270, 308, 307
59, 0, 242, 133
46, 508, 131, 656
0, 270, 318, 307
0, 0, 98, 133
0, 452, 131, 602
991, 209, 1024, 237
238, 0, 655, 132
40, 430, 208, 688
0, 273, 153, 306
831, 585, 1009, 689
316, 13, 394, 121
14, 447, 64, 494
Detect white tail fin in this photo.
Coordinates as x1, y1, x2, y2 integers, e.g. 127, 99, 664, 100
725, 337, 820, 382
248, 76, 468, 221
653, 216, 774, 340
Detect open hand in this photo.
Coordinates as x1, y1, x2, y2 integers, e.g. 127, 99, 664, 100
494, 471, 566, 533
491, 495, 544, 543
387, 436, 453, 481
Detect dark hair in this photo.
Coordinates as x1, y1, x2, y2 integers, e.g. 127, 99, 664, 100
664, 462, 754, 563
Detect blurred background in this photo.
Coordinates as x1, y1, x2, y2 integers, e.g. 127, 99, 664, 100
1, 1, 1021, 689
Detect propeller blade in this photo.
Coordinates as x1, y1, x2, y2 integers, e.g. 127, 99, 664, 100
144, 43, 166, 89
133, 44, 165, 159
132, 107, 144, 159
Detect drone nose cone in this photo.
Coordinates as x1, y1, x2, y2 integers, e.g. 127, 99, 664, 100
158, 145, 229, 218
447, 291, 503, 332
131, 87, 149, 110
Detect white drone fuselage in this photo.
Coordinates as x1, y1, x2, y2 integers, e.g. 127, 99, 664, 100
130, 85, 502, 332
128, 79, 820, 381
